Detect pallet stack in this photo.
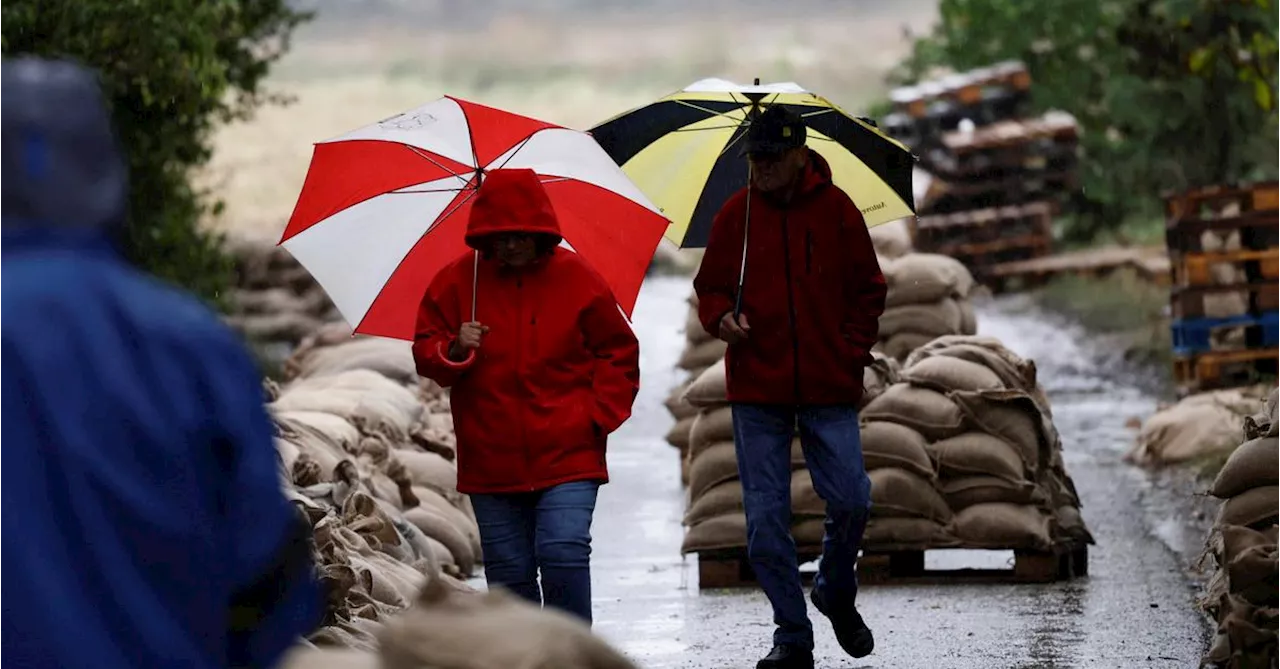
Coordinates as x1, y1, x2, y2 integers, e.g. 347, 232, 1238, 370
1164, 181, 1280, 394
883, 63, 1081, 285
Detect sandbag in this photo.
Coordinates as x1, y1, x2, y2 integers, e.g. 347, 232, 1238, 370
940, 476, 1046, 511
958, 299, 977, 335
1220, 525, 1276, 566
1211, 437, 1279, 499
884, 253, 975, 307
665, 416, 695, 450
664, 382, 698, 420
870, 467, 952, 522
905, 336, 1039, 396
275, 410, 364, 455
791, 470, 826, 517
1130, 392, 1257, 465
685, 305, 713, 344
861, 384, 966, 441
861, 518, 958, 548
1227, 544, 1279, 606
229, 311, 326, 342
928, 432, 1028, 483
681, 513, 747, 553
949, 390, 1044, 471
402, 507, 475, 576
1054, 506, 1094, 544
689, 406, 734, 452
684, 480, 744, 526
861, 352, 901, 407
378, 580, 639, 669
951, 503, 1054, 550
688, 442, 740, 500
411, 486, 481, 560
678, 338, 727, 371
882, 332, 936, 361
869, 218, 914, 260
394, 449, 458, 495
1217, 485, 1280, 528
860, 421, 935, 479
878, 299, 965, 340
277, 646, 381, 669
289, 337, 417, 384
902, 355, 1005, 393
683, 359, 728, 409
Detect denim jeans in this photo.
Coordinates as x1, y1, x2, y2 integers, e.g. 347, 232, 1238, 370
468, 480, 600, 624
731, 404, 873, 651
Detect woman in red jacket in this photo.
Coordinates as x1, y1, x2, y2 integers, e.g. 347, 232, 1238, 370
412, 168, 640, 625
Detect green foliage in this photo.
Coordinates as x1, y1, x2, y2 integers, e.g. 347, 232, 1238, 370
1, 1, 310, 307
891, 0, 1279, 242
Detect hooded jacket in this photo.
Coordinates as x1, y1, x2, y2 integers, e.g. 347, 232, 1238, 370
1, 57, 321, 669
413, 169, 641, 494
694, 150, 887, 406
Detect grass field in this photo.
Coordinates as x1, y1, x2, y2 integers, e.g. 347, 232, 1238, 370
201, 1, 938, 242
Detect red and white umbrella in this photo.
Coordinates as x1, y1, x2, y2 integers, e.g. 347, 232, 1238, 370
279, 96, 670, 341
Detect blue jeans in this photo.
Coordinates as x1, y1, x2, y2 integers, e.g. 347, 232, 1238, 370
732, 404, 873, 651
468, 480, 599, 624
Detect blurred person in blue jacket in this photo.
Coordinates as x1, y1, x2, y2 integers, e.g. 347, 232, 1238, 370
1, 57, 323, 668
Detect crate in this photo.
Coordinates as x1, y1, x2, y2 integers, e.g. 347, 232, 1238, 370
1173, 349, 1279, 393
1170, 312, 1279, 356
695, 544, 1088, 590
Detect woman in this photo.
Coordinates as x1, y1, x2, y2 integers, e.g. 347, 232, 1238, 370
412, 168, 640, 625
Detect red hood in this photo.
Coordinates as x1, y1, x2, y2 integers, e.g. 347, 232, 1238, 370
464, 168, 563, 249
761, 149, 834, 207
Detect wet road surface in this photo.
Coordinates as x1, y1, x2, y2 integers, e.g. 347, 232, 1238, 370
504, 278, 1211, 668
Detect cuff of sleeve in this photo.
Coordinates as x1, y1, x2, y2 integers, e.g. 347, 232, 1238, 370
436, 340, 476, 369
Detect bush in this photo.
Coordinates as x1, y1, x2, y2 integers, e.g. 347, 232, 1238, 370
1, 1, 310, 308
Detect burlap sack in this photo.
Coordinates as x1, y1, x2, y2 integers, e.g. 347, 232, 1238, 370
681, 513, 747, 553
678, 338, 727, 372
690, 406, 734, 452
683, 359, 728, 409
685, 304, 713, 345
403, 506, 475, 576
791, 470, 826, 517
411, 485, 481, 559
1244, 387, 1279, 440
928, 432, 1028, 483
275, 410, 364, 456
878, 299, 965, 340
902, 355, 1005, 393
940, 476, 1046, 511
881, 332, 937, 361
861, 352, 902, 407
229, 312, 327, 342
394, 449, 458, 495
664, 381, 698, 420
870, 467, 952, 522
904, 335, 1039, 396
276, 646, 381, 669
861, 384, 966, 441
378, 579, 639, 669
951, 503, 1054, 550
849, 517, 959, 548
884, 253, 975, 307
860, 420, 935, 479
1211, 437, 1279, 499
1227, 543, 1279, 607
289, 337, 417, 384
688, 442, 740, 500
958, 299, 977, 335
1216, 485, 1280, 528
1129, 391, 1258, 465
684, 480, 744, 526
869, 218, 914, 260
949, 389, 1045, 471
1054, 505, 1094, 544
665, 416, 695, 450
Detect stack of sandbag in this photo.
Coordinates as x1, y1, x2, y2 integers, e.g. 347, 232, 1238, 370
1126, 388, 1268, 466
280, 577, 639, 669
1199, 388, 1278, 669
679, 352, 905, 554
869, 218, 915, 261
847, 335, 1091, 551
874, 253, 978, 361
665, 291, 724, 482
269, 325, 481, 651
223, 236, 342, 347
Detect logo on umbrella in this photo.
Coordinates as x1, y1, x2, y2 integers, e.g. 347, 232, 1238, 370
378, 110, 439, 131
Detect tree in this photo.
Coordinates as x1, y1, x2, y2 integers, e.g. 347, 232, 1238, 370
2, 1, 310, 306
889, 0, 1278, 241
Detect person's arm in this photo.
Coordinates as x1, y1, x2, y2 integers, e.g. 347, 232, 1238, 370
208, 336, 322, 668
412, 271, 475, 387
579, 280, 641, 435
693, 196, 746, 340
839, 198, 888, 362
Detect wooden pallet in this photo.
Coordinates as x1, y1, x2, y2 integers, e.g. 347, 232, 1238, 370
1173, 348, 1280, 393
696, 544, 1089, 590
1163, 181, 1279, 255
914, 202, 1053, 249
1170, 282, 1280, 320
1163, 180, 1279, 222
890, 61, 1032, 119
1171, 247, 1279, 288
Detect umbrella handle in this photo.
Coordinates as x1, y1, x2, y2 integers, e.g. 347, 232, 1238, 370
734, 164, 752, 318
471, 249, 479, 322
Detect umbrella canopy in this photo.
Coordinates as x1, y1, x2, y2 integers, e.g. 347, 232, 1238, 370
589, 78, 915, 248
279, 96, 669, 340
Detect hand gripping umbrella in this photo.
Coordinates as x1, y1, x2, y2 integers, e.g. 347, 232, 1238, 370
279, 96, 670, 340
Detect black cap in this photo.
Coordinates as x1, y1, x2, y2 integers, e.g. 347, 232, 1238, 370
741, 104, 806, 157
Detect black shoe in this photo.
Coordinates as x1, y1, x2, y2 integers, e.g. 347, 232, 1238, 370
756, 644, 815, 669
810, 588, 875, 658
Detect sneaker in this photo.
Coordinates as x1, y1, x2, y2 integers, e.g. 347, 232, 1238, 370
756, 644, 815, 669
809, 587, 875, 658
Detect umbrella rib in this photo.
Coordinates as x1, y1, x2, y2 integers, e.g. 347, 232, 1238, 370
405, 145, 472, 181
490, 133, 536, 172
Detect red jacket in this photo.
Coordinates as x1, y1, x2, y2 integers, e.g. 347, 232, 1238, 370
693, 150, 887, 406
412, 169, 641, 494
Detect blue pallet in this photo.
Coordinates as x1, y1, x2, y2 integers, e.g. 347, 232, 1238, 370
1171, 311, 1280, 356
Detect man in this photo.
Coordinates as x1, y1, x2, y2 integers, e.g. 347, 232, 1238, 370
693, 104, 887, 669
1, 57, 322, 668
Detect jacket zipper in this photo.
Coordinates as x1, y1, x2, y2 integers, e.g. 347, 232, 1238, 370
516, 277, 534, 491
779, 213, 803, 405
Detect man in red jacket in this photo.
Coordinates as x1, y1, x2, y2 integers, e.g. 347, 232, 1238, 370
412, 168, 640, 625
694, 105, 887, 669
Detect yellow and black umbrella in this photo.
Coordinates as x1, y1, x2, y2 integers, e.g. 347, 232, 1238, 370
589, 78, 916, 248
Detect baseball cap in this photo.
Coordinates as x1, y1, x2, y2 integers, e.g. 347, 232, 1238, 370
741, 104, 807, 157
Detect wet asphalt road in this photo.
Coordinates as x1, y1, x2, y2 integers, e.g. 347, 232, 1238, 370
498, 277, 1212, 668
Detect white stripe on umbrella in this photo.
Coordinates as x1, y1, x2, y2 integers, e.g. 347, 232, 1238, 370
282, 171, 475, 327
493, 128, 662, 216
322, 97, 476, 170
